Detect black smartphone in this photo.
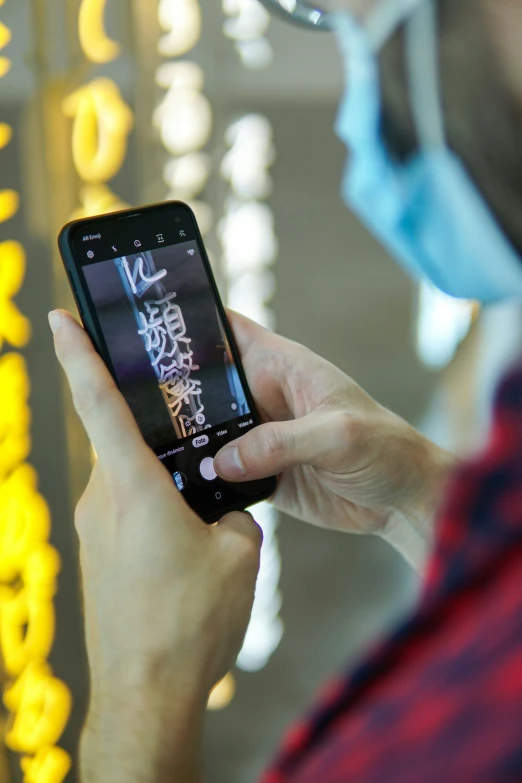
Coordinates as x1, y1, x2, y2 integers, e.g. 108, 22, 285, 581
58, 201, 277, 523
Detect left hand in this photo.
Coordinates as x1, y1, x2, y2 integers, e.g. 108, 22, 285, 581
50, 310, 262, 779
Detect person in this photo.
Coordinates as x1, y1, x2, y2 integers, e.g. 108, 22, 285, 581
48, 0, 522, 780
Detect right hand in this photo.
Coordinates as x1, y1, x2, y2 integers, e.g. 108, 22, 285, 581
215, 312, 455, 569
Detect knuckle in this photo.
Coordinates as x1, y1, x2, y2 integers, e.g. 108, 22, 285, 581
244, 516, 264, 549
259, 424, 291, 465
221, 513, 263, 560
334, 410, 360, 444
239, 529, 262, 566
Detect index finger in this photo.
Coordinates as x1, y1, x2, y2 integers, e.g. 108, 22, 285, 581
49, 309, 154, 477
225, 309, 274, 363
225, 309, 309, 421
225, 309, 290, 408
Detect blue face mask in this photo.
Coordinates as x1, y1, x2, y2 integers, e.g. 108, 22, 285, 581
333, 0, 522, 303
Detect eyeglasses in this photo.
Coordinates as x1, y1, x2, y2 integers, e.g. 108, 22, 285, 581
257, 0, 334, 31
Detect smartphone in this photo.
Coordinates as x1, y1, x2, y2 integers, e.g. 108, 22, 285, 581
58, 201, 277, 523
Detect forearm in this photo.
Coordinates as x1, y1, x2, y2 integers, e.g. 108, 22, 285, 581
81, 679, 206, 783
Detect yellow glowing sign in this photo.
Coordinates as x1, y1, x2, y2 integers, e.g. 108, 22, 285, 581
63, 78, 133, 183
0, 22, 72, 780
79, 0, 121, 63
0, 122, 12, 149
0, 13, 9, 83
66, 9, 131, 219
4, 662, 72, 755
1, 588, 56, 678
71, 182, 128, 220
0, 465, 50, 582
0, 21, 11, 49
0, 354, 31, 481
0, 369, 72, 778
21, 747, 72, 783
0, 241, 31, 350
0, 189, 19, 222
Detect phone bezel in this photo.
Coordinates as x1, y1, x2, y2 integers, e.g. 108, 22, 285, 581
58, 200, 277, 522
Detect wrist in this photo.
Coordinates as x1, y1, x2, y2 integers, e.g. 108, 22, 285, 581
379, 439, 456, 572
83, 661, 207, 783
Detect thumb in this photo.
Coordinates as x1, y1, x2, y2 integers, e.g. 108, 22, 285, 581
214, 412, 347, 482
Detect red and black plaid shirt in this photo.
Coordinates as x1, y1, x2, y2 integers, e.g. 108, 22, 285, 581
261, 364, 522, 783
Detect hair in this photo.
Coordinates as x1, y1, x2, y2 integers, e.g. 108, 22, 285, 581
378, 0, 522, 256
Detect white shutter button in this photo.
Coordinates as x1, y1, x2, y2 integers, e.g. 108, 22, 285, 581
199, 456, 217, 481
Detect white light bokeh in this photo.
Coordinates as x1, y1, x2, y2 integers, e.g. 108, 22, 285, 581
219, 106, 282, 669
236, 503, 284, 672
153, 0, 283, 680
219, 200, 278, 274
158, 0, 202, 57
222, 0, 273, 70
163, 152, 211, 199
236, 38, 274, 70
228, 272, 277, 330
154, 12, 213, 227
154, 64, 212, 157
417, 280, 474, 370
221, 115, 275, 199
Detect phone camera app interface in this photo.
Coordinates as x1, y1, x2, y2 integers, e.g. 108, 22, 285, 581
82, 239, 252, 469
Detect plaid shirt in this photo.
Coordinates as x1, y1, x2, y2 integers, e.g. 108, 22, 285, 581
261, 365, 522, 783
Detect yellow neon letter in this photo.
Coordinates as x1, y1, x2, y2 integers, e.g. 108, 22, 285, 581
79, 0, 121, 64
0, 465, 52, 583
0, 123, 12, 149
0, 241, 31, 349
4, 663, 72, 754
0, 58, 10, 78
21, 746, 72, 783
0, 190, 19, 223
71, 183, 129, 220
0, 22, 11, 50
23, 544, 61, 599
63, 78, 134, 183
0, 587, 55, 676
0, 356, 31, 481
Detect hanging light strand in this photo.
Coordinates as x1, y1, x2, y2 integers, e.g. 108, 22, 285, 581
155, 0, 214, 236
0, 9, 72, 782
220, 4, 283, 676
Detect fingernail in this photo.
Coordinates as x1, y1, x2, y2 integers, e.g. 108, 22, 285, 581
48, 310, 61, 335
214, 446, 247, 480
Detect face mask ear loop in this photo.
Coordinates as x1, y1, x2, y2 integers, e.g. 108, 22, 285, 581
366, 0, 425, 50
405, 0, 447, 150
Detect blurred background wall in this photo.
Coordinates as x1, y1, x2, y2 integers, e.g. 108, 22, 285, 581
1, 1, 521, 782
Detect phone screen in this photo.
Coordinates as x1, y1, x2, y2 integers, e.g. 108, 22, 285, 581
63, 203, 275, 519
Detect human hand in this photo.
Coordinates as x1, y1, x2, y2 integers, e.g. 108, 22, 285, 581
215, 312, 455, 570
49, 309, 262, 782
